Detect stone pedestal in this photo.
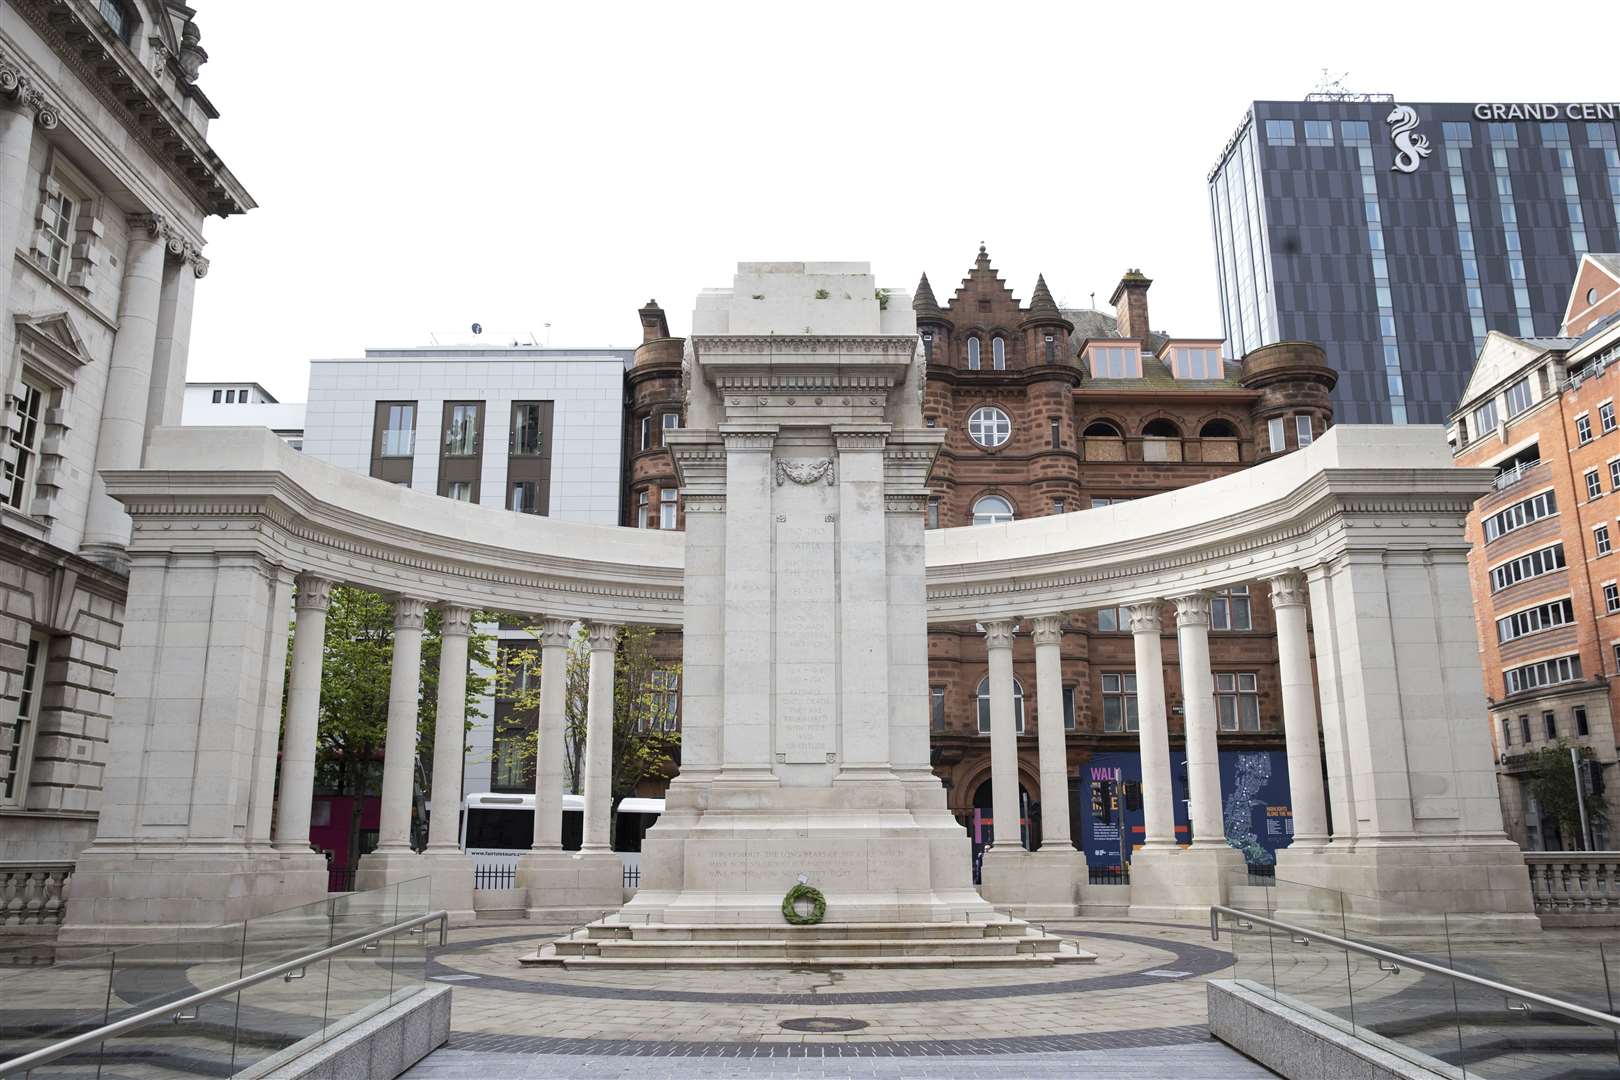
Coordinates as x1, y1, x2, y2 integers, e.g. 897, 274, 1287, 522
1127, 844, 1244, 921
517, 850, 624, 923
979, 848, 1086, 918
355, 849, 427, 893
420, 851, 477, 927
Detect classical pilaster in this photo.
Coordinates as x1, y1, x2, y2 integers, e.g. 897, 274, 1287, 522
247, 568, 295, 843
580, 621, 619, 854
375, 596, 428, 854
80, 215, 169, 562
719, 426, 777, 779
1029, 615, 1072, 849
1171, 592, 1223, 848
426, 606, 473, 852
1127, 602, 1176, 847
145, 254, 200, 434
531, 617, 574, 851
1264, 571, 1329, 847
274, 575, 331, 852
0, 76, 56, 374
983, 618, 1022, 850
833, 426, 893, 779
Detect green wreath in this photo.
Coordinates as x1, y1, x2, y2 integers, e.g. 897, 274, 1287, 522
781, 883, 827, 926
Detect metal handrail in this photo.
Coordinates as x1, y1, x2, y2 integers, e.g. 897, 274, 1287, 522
1209, 904, 1620, 1034
0, 909, 448, 1077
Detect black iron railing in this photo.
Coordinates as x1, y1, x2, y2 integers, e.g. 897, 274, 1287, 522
327, 867, 357, 892
473, 865, 517, 890
623, 865, 640, 889
1088, 865, 1130, 885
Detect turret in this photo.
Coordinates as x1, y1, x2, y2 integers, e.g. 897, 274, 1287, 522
1240, 341, 1338, 458
1020, 273, 1073, 365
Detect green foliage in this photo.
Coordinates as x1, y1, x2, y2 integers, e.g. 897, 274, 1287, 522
781, 883, 826, 925
874, 288, 890, 310
814, 288, 830, 300
491, 623, 680, 843
1526, 741, 1606, 849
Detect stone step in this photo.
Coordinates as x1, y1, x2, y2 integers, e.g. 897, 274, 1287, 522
577, 935, 1070, 958
520, 950, 1094, 970
585, 920, 1029, 942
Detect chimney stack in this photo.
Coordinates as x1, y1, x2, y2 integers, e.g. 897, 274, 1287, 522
1109, 269, 1153, 347
638, 299, 671, 344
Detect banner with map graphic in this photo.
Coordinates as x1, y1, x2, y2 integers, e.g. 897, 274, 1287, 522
1072, 749, 1294, 870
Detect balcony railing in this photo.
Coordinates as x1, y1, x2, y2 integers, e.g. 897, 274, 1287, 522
0, 862, 73, 932
1078, 436, 1242, 464
1492, 458, 1546, 493
1524, 852, 1620, 924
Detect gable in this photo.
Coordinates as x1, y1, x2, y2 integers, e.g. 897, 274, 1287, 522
1562, 255, 1620, 337
1453, 332, 1545, 415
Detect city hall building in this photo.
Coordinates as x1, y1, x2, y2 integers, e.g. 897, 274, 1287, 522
1209, 98, 1620, 425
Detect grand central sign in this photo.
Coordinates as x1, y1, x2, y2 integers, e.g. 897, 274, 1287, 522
1474, 103, 1620, 121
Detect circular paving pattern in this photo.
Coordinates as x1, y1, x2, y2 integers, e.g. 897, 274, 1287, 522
777, 1017, 869, 1033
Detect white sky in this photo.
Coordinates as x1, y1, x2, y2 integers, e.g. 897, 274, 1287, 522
186, 1, 1607, 403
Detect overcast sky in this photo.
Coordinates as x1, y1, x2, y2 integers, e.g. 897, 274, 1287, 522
185, 2, 1607, 402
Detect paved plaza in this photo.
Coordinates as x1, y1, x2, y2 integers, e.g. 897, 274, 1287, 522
401, 917, 1274, 1078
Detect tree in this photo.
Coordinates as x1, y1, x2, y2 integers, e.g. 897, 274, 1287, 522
493, 623, 681, 845
293, 585, 492, 869
1526, 741, 1607, 850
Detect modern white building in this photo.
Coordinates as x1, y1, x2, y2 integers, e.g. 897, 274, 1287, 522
299, 344, 634, 800
181, 381, 305, 448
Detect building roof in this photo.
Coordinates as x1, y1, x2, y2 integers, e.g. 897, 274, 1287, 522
1451, 331, 1571, 417
186, 380, 279, 402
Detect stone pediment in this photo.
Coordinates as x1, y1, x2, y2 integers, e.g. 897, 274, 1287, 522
14, 311, 93, 384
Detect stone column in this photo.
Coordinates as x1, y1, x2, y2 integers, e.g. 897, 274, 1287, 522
530, 617, 574, 851
580, 621, 619, 854
145, 255, 201, 434
983, 619, 1022, 851
274, 574, 331, 851
0, 95, 46, 370
1264, 571, 1329, 847
247, 568, 295, 843
1172, 592, 1223, 848
371, 597, 427, 854
80, 217, 170, 562
423, 604, 476, 925
1029, 615, 1071, 849
1127, 601, 1176, 848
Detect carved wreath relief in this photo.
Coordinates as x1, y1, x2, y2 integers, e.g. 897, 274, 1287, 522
774, 458, 836, 487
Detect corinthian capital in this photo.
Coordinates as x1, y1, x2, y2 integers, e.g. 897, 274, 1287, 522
1029, 614, 1065, 646
1263, 570, 1309, 609
586, 621, 621, 651
393, 596, 429, 631
439, 605, 474, 638
981, 618, 1017, 650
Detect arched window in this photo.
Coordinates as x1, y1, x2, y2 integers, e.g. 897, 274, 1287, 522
966, 337, 981, 369
1083, 420, 1123, 437
1199, 419, 1239, 438
972, 494, 1014, 526
1142, 419, 1182, 438
991, 337, 1006, 370
976, 676, 1025, 734
967, 406, 1012, 448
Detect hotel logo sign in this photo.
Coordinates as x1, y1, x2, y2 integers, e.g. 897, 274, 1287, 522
1386, 105, 1431, 173
1474, 103, 1620, 121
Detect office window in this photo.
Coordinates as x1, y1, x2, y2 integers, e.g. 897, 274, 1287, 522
1211, 585, 1251, 631
1216, 672, 1261, 732
508, 481, 539, 514
659, 488, 677, 529
1503, 377, 1533, 418
1, 632, 45, 805
991, 337, 1006, 370
640, 415, 652, 451
1576, 706, 1590, 736
966, 338, 981, 369
1544, 711, 1558, 740
1304, 120, 1334, 147
967, 406, 1012, 448
1341, 120, 1370, 143
1497, 598, 1575, 643
443, 404, 480, 456
1483, 489, 1556, 542
1490, 544, 1566, 591
1588, 470, 1603, 500
636, 489, 649, 529
446, 481, 473, 502
1264, 119, 1296, 146
211, 389, 221, 403
1268, 417, 1286, 452
975, 676, 1024, 734
1472, 398, 1499, 435
1599, 525, 1613, 556
1504, 654, 1582, 695
1, 377, 46, 512
378, 403, 416, 457
510, 402, 545, 455
1578, 414, 1594, 444
1101, 673, 1139, 732
1294, 415, 1313, 447
930, 686, 946, 732
1606, 582, 1620, 614
971, 494, 1014, 526
1062, 686, 1076, 731
1604, 402, 1618, 434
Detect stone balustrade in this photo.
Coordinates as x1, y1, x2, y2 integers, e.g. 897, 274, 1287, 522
0, 862, 73, 932
1524, 852, 1620, 925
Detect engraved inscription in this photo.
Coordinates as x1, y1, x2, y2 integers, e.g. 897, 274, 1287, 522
773, 484, 837, 764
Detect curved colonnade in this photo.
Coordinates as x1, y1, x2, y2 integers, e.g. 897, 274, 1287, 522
60, 422, 1537, 943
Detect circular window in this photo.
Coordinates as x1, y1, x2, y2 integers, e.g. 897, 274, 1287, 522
968, 406, 1012, 448
972, 494, 1015, 526
1590, 287, 1601, 306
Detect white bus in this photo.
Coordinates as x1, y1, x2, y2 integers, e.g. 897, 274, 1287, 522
459, 792, 664, 874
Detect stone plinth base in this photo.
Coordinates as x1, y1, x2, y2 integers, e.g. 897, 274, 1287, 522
1126, 843, 1244, 921
419, 849, 477, 927
355, 848, 431, 898
979, 847, 1085, 917
1272, 839, 1540, 933
59, 845, 327, 947
517, 850, 624, 923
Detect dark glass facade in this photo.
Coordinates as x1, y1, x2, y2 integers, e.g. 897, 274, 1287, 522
1209, 100, 1620, 424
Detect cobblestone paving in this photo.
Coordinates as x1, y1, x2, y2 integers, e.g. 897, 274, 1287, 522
397, 918, 1275, 1077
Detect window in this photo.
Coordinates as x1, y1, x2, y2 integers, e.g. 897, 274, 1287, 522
510, 403, 545, 455
1264, 119, 1296, 145
975, 676, 1024, 734
98, 0, 132, 40
2, 377, 46, 512
38, 190, 74, 280
1588, 470, 1604, 500
1216, 672, 1261, 732
1578, 414, 1594, 444
1171, 346, 1223, 379
1049, 417, 1060, 449
967, 406, 1012, 448
1577, 706, 1590, 736
443, 403, 480, 456
1341, 120, 1370, 143
2, 632, 45, 805
1502, 717, 1513, 747
1482, 489, 1556, 542
1089, 345, 1139, 379
647, 670, 680, 731
1604, 402, 1618, 434
211, 389, 221, 403
1294, 415, 1313, 447
1520, 715, 1532, 743
926, 496, 940, 529
659, 488, 677, 529
1504, 654, 1582, 695
1611, 461, 1620, 492
1544, 711, 1558, 740
1045, 335, 1057, 364
1268, 417, 1286, 453
1211, 585, 1251, 631
508, 481, 539, 514
971, 494, 1014, 526
238, 392, 249, 405
1497, 598, 1575, 643
991, 337, 1006, 370
1599, 526, 1613, 556
636, 489, 649, 529
930, 687, 946, 732
1472, 398, 1499, 435
921, 333, 934, 364
1052, 498, 1065, 515
224, 389, 235, 403
379, 403, 416, 457
1490, 544, 1566, 592
1091, 496, 1132, 508
446, 481, 473, 502
966, 338, 981, 369
1062, 686, 1076, 731
1101, 673, 1138, 732
1304, 119, 1334, 147
662, 412, 680, 436
1505, 377, 1534, 417
640, 415, 653, 451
